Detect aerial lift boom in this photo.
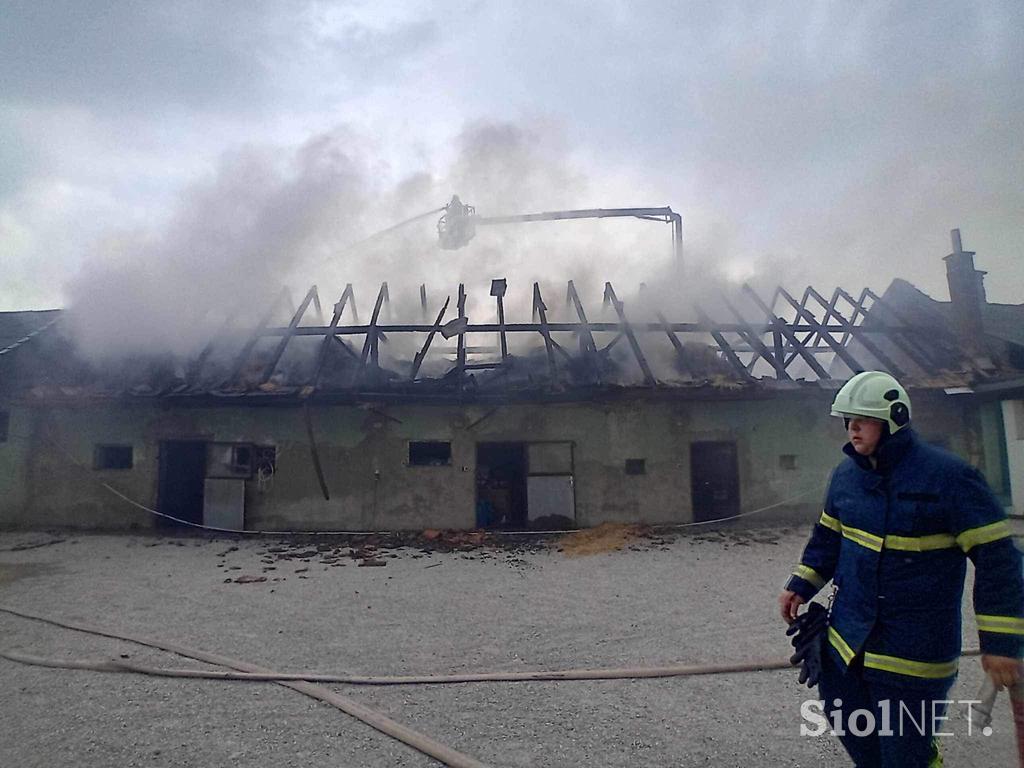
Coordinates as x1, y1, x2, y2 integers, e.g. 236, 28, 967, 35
437, 195, 683, 266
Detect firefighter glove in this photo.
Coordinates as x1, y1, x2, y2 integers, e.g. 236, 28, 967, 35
787, 601, 828, 688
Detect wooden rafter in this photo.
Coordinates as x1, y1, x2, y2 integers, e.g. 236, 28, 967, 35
718, 292, 791, 380
409, 296, 450, 380
260, 285, 320, 384
813, 288, 905, 377
742, 285, 830, 380
533, 283, 557, 380
694, 302, 754, 380
604, 283, 656, 386
224, 287, 290, 385
775, 287, 865, 375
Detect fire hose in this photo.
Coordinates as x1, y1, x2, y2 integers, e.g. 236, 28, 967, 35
1, 605, 1015, 767
0, 605, 487, 768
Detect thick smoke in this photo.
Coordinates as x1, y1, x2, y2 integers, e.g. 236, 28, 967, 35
64, 118, 813, 389
65, 128, 374, 358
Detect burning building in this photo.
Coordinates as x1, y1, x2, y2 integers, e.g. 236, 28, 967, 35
0, 230, 1021, 532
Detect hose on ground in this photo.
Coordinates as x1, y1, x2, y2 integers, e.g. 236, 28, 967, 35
0, 646, 798, 684
0, 605, 487, 768
0, 605, 988, 766
0, 604, 983, 687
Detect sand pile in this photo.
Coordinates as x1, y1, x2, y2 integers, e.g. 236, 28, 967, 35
559, 523, 643, 557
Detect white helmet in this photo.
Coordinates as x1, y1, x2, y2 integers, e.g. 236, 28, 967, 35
831, 371, 912, 434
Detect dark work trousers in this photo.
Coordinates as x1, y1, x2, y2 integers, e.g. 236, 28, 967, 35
819, 648, 952, 767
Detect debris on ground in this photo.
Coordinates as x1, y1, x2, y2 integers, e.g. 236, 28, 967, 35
559, 523, 645, 557
0, 538, 66, 553
230, 575, 268, 584
192, 521, 795, 579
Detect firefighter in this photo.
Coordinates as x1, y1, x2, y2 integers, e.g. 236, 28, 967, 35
779, 371, 1024, 766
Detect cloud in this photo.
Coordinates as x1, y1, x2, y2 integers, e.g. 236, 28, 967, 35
0, 1, 438, 113
3, 0, 1023, 323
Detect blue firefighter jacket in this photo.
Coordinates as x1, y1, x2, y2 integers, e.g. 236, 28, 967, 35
785, 428, 1024, 689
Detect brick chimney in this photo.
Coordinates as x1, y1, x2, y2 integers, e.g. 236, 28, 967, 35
943, 228, 987, 343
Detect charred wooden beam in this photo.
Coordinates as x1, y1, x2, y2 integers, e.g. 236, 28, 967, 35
456, 284, 468, 393
189, 302, 245, 386
312, 288, 325, 324
348, 287, 360, 324
810, 287, 905, 377
789, 286, 820, 352
718, 293, 792, 380
265, 319, 938, 336
600, 331, 624, 354
566, 281, 598, 355
466, 407, 500, 430
303, 403, 330, 500
332, 335, 359, 360
409, 296, 450, 380
260, 285, 320, 384
359, 283, 388, 374
566, 280, 601, 381
224, 287, 290, 386
693, 302, 754, 380
785, 286, 842, 367
533, 283, 558, 380
741, 285, 830, 380
775, 287, 865, 375
548, 336, 575, 362
377, 282, 391, 345
655, 309, 694, 378
491, 279, 509, 362
604, 283, 656, 386
309, 284, 354, 387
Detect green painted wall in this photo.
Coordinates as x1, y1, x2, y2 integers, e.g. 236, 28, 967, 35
0, 404, 32, 515
0, 391, 980, 531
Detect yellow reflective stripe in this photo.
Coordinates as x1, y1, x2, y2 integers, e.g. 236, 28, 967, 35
823, 514, 966, 557
884, 533, 957, 552
977, 614, 1024, 635
827, 628, 960, 679
793, 565, 825, 589
956, 521, 1011, 552
828, 627, 856, 665
818, 510, 841, 533
864, 652, 959, 679
842, 525, 884, 552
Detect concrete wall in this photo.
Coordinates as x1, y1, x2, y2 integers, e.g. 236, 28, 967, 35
1002, 400, 1024, 515
0, 403, 32, 518
0, 391, 981, 531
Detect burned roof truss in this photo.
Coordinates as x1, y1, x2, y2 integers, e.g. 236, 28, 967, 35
180, 278, 982, 400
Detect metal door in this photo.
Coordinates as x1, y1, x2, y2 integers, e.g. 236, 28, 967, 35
157, 440, 207, 526
690, 441, 739, 522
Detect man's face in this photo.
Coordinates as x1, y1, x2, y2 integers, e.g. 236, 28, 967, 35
847, 416, 886, 456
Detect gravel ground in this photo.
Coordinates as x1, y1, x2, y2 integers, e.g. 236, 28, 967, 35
0, 526, 1018, 767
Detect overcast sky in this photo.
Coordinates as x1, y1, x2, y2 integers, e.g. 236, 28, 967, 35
2, 0, 1022, 330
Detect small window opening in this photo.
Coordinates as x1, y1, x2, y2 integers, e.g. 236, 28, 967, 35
624, 458, 646, 475
0, 411, 9, 443
94, 444, 133, 470
208, 442, 255, 478
231, 444, 252, 473
779, 454, 797, 471
409, 441, 452, 466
